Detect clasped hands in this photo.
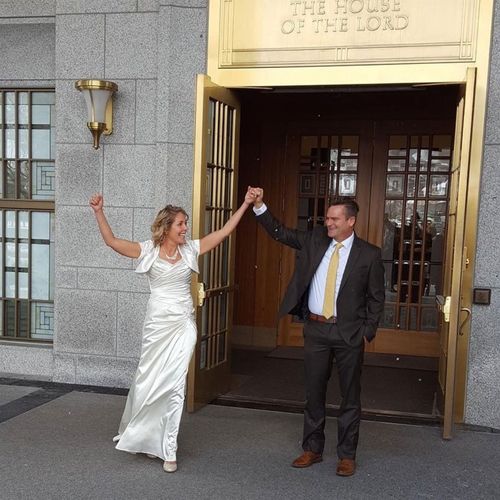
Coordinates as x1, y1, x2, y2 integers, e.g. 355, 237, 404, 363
245, 186, 264, 208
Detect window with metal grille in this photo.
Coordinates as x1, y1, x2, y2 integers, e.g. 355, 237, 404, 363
0, 90, 55, 342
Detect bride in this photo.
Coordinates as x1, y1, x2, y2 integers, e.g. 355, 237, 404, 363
89, 187, 256, 472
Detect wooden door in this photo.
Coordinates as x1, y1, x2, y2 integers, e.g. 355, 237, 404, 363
278, 118, 456, 356
367, 119, 455, 356
278, 121, 373, 346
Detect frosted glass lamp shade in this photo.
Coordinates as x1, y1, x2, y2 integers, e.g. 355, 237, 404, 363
75, 80, 118, 149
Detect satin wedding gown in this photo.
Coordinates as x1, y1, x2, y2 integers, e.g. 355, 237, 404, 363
113, 239, 199, 462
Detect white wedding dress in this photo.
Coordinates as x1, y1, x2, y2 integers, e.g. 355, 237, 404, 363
113, 239, 199, 461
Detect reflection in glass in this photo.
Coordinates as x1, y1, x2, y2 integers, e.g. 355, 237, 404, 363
18, 301, 29, 337
430, 159, 450, 172
6, 129, 15, 158
32, 129, 51, 159
207, 100, 215, 163
32, 92, 55, 105
432, 135, 452, 156
6, 161, 15, 198
19, 211, 29, 239
5, 300, 15, 336
32, 105, 51, 125
200, 339, 207, 369
6, 272, 16, 298
19, 272, 29, 299
19, 242, 29, 268
6, 211, 16, 238
389, 135, 406, 156
386, 174, 404, 197
409, 307, 418, 330
421, 308, 438, 331
418, 175, 427, 197
31, 302, 54, 340
6, 241, 17, 268
31, 244, 50, 300
31, 161, 54, 200
205, 167, 213, 206
18, 104, 29, 124
341, 136, 359, 156
387, 159, 405, 171
20, 161, 30, 198
340, 158, 358, 171
407, 174, 416, 197
409, 149, 418, 170
419, 149, 429, 170
217, 332, 226, 364
330, 148, 338, 170
430, 175, 448, 196
339, 173, 356, 196
31, 212, 50, 240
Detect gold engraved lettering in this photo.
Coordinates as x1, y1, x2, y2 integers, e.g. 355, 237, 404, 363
395, 15, 408, 29
367, 0, 379, 13
333, 0, 402, 15
290, 0, 301, 16
281, 19, 295, 34
356, 13, 408, 31
350, 0, 364, 14
334, 0, 348, 15
286, 0, 408, 34
281, 18, 306, 34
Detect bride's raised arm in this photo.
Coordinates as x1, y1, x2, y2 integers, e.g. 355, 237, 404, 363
199, 187, 256, 256
89, 193, 141, 258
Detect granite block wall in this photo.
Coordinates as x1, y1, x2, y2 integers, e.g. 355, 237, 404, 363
465, 0, 500, 430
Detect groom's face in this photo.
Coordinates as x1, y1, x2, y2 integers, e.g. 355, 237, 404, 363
325, 205, 355, 242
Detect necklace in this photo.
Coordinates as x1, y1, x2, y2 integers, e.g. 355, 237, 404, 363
163, 247, 179, 261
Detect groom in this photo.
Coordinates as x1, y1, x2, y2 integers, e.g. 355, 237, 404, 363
250, 188, 384, 476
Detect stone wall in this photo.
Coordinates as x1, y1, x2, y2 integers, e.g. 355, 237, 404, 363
465, 0, 500, 429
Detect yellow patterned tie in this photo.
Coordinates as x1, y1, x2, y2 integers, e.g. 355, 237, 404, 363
322, 242, 343, 319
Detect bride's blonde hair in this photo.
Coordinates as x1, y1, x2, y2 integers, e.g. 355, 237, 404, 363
151, 205, 188, 246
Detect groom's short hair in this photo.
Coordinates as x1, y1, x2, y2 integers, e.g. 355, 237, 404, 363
329, 197, 359, 219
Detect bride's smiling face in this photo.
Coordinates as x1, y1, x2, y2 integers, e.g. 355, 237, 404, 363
165, 213, 188, 245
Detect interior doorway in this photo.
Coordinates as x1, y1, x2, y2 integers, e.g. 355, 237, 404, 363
227, 85, 458, 419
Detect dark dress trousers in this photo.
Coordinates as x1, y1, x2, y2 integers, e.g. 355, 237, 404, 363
256, 209, 385, 459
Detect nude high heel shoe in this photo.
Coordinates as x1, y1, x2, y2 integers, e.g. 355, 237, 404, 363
163, 461, 177, 473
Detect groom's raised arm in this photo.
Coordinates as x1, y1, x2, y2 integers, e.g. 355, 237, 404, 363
250, 187, 306, 250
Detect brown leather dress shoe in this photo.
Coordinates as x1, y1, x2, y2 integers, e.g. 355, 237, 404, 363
291, 451, 323, 468
336, 458, 356, 476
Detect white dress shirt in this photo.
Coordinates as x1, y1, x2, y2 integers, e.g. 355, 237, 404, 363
253, 203, 354, 317
308, 233, 354, 316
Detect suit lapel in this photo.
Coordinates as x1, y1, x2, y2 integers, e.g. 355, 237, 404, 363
339, 235, 361, 293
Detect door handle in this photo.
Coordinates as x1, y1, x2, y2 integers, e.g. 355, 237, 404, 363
436, 295, 451, 322
459, 307, 471, 335
197, 282, 206, 307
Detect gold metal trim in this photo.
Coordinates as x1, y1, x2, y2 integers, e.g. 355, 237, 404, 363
74, 79, 118, 92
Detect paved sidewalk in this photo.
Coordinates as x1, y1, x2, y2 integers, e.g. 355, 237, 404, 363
1, 383, 499, 500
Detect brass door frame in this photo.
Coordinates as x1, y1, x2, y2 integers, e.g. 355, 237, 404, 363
187, 75, 241, 412
438, 67, 476, 439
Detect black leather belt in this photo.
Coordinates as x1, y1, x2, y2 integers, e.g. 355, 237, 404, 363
309, 313, 337, 324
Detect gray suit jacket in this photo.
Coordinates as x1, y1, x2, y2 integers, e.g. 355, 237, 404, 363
257, 209, 385, 345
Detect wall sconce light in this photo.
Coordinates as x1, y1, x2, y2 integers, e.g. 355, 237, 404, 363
75, 79, 118, 149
